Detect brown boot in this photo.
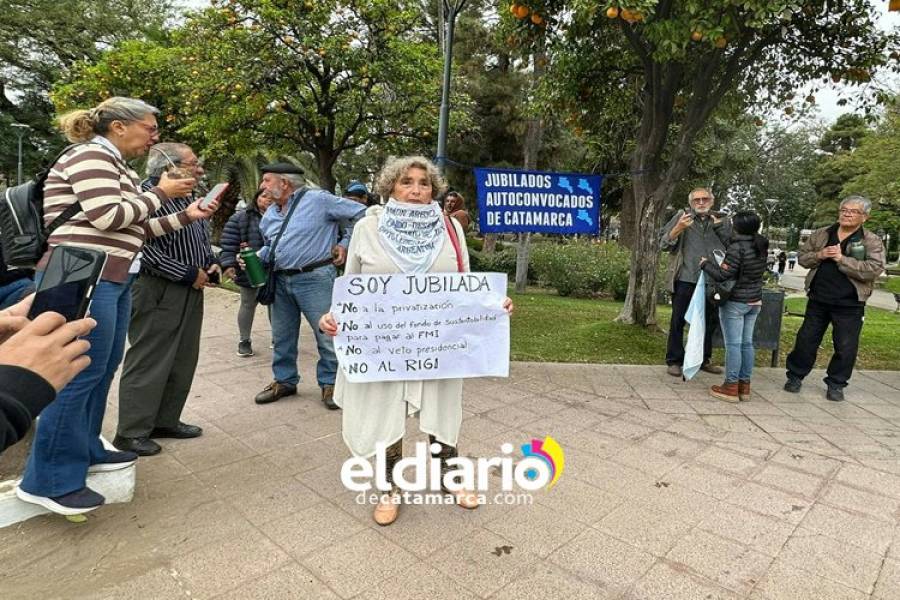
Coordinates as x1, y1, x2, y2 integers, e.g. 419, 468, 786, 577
321, 385, 338, 410
710, 382, 740, 403
738, 380, 751, 402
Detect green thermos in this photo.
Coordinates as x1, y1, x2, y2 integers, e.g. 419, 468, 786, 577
240, 247, 267, 288
848, 240, 866, 261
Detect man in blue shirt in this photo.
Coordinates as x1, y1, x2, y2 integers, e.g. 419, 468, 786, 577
254, 163, 366, 408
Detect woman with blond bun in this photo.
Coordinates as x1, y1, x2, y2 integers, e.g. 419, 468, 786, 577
16, 97, 216, 515
319, 156, 513, 526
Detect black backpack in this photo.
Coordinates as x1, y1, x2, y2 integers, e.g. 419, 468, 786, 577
0, 143, 85, 269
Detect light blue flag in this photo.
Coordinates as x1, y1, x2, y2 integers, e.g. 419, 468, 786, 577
682, 272, 707, 380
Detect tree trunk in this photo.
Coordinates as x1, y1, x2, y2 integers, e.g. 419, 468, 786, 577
515, 51, 546, 293
482, 234, 498, 254
316, 150, 337, 193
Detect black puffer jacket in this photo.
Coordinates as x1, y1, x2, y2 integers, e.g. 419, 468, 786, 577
219, 206, 265, 288
701, 233, 768, 303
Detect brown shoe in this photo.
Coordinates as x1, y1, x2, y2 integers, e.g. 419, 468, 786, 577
254, 381, 297, 405
321, 385, 339, 410
373, 492, 401, 526
710, 382, 740, 403
738, 380, 751, 402
700, 362, 724, 375
666, 364, 682, 377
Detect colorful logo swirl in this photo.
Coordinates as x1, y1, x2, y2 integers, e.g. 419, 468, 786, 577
521, 436, 565, 489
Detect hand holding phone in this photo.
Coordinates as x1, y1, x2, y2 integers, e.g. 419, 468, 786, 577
200, 182, 229, 210
28, 246, 107, 322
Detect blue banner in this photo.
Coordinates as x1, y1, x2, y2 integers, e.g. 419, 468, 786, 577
475, 167, 602, 235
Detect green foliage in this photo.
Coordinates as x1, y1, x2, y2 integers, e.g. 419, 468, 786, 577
881, 277, 900, 295
819, 114, 869, 154
468, 248, 520, 279
529, 241, 632, 299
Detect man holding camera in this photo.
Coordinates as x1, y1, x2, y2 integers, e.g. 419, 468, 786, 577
113, 142, 220, 456
660, 187, 732, 377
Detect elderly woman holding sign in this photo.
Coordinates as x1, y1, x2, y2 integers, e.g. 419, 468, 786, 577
320, 156, 513, 526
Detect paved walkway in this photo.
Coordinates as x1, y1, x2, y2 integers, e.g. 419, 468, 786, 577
2, 288, 900, 599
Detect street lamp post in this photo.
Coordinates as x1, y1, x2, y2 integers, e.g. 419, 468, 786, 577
435, 0, 468, 174
762, 198, 779, 236
11, 123, 29, 185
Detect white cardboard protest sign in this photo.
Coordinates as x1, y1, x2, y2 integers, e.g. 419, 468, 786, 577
331, 272, 509, 383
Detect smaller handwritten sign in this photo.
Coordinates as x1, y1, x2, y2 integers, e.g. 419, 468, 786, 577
331, 272, 510, 383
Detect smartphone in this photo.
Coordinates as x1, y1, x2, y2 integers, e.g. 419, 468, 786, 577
28, 245, 106, 321
200, 182, 229, 209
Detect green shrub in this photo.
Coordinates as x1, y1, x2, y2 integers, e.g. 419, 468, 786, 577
530, 241, 631, 299
468, 248, 520, 279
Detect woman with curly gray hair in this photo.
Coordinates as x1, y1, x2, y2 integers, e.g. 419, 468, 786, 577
319, 155, 513, 526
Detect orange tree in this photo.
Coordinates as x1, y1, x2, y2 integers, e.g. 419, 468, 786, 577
176, 0, 445, 192
517, 0, 898, 325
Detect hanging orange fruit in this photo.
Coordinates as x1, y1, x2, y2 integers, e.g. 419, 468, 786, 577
606, 6, 619, 18
691, 30, 703, 41
714, 36, 727, 48
620, 8, 636, 22
531, 12, 543, 25
513, 4, 530, 19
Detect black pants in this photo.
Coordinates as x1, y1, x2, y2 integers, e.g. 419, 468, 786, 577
786, 299, 864, 389
666, 280, 718, 367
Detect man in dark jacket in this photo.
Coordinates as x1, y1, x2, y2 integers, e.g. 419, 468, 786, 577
784, 196, 885, 402
1, 296, 95, 454
221, 189, 271, 356
113, 142, 221, 456
660, 188, 732, 377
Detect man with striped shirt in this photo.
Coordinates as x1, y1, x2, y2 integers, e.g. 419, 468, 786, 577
113, 143, 219, 456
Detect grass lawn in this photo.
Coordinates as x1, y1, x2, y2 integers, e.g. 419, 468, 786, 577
510, 287, 900, 371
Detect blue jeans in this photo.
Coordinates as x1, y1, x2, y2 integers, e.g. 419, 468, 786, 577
20, 277, 134, 497
718, 301, 761, 384
271, 266, 338, 387
0, 277, 34, 310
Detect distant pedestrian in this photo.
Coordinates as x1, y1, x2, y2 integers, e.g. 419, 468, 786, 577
787, 250, 797, 271
777, 251, 786, 275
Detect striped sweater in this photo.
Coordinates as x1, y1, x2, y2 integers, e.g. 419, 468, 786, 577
40, 143, 190, 282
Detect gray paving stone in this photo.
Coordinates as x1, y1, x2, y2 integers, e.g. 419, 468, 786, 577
754, 559, 868, 600
725, 481, 811, 524
801, 503, 895, 555
483, 501, 585, 557
354, 563, 482, 600
625, 561, 742, 600
835, 463, 900, 499
697, 503, 796, 557
260, 501, 367, 561
873, 558, 900, 600
596, 501, 696, 556
217, 563, 341, 600
778, 530, 884, 592
490, 563, 612, 600
666, 529, 773, 595
820, 481, 900, 523
547, 529, 656, 594
751, 463, 825, 499
302, 529, 420, 598
665, 461, 744, 500
695, 446, 761, 477
173, 528, 291, 598
426, 528, 539, 598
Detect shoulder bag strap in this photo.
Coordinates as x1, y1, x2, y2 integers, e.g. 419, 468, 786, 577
44, 142, 90, 235
444, 215, 464, 273
266, 189, 307, 266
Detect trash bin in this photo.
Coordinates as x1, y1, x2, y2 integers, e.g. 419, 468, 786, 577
712, 289, 785, 367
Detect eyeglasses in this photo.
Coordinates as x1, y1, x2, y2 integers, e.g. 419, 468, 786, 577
133, 122, 159, 135
178, 160, 201, 168
692, 197, 713, 202
839, 209, 864, 216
